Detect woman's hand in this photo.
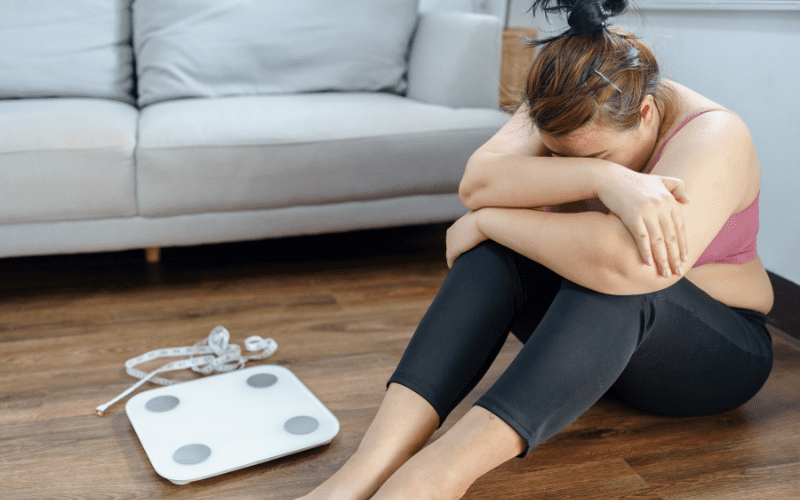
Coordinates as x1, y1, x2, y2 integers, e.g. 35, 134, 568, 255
446, 210, 488, 269
596, 164, 690, 277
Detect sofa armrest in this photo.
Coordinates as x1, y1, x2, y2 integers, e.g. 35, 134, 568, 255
407, 12, 502, 109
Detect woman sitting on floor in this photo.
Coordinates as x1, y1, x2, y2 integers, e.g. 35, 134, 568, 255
295, 0, 774, 498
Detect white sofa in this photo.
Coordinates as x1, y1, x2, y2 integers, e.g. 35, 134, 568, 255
0, 0, 510, 260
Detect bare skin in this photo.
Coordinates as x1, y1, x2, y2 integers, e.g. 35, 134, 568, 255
293, 383, 526, 500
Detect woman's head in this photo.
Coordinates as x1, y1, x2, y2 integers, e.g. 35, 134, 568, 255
524, 0, 675, 144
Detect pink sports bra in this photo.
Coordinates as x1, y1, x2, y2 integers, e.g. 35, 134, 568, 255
651, 110, 760, 268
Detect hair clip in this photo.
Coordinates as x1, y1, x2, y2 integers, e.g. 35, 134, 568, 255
593, 69, 622, 93
583, 81, 600, 104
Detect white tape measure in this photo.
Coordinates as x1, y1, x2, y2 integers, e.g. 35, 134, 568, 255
96, 326, 278, 416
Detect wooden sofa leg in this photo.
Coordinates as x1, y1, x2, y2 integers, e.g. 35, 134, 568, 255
145, 247, 161, 264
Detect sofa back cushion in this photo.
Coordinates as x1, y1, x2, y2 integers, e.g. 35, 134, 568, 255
132, 0, 420, 107
0, 0, 135, 104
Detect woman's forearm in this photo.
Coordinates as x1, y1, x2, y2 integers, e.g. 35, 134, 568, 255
474, 207, 619, 293
459, 153, 616, 211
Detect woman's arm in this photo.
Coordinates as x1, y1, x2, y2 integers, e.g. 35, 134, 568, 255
474, 208, 624, 293
460, 105, 616, 211
461, 154, 616, 211
474, 112, 754, 296
603, 111, 755, 294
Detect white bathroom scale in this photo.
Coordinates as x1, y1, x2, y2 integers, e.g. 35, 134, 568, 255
126, 365, 340, 484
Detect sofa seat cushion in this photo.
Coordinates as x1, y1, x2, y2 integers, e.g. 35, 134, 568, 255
136, 93, 510, 217
0, 98, 138, 224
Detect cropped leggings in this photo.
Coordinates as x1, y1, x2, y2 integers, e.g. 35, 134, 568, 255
386, 240, 773, 458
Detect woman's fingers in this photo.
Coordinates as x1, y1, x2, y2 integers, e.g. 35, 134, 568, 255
673, 183, 690, 204
660, 178, 689, 264
644, 217, 683, 278
622, 176, 689, 276
661, 177, 690, 204
641, 206, 686, 278
673, 206, 688, 263
632, 219, 653, 266
643, 217, 670, 277
658, 210, 683, 276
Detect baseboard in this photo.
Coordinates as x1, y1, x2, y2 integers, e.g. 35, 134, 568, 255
767, 270, 800, 341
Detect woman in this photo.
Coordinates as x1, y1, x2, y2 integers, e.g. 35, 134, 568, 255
296, 1, 774, 499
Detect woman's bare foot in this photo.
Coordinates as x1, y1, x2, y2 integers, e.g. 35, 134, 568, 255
370, 405, 528, 500
293, 383, 441, 499
293, 446, 413, 500
369, 443, 467, 500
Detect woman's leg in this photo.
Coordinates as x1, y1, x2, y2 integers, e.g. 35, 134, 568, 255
295, 240, 563, 500
468, 275, 772, 461
371, 272, 774, 499
371, 276, 656, 499
385, 239, 564, 429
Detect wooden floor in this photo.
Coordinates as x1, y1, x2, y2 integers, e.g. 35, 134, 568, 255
2, 223, 799, 500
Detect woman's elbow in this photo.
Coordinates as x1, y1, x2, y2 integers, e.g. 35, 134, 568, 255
459, 180, 480, 210
459, 155, 486, 210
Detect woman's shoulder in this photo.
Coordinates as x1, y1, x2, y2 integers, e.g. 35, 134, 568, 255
662, 80, 737, 127
649, 81, 752, 170
653, 83, 760, 212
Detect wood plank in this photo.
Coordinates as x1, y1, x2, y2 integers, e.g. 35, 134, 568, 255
466, 459, 662, 500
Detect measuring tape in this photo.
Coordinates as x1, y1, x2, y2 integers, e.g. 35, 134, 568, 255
95, 326, 278, 416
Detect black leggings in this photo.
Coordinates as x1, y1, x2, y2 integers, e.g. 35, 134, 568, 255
386, 240, 773, 458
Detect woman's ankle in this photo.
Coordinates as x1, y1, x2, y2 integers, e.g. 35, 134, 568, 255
353, 445, 414, 482
358, 383, 440, 460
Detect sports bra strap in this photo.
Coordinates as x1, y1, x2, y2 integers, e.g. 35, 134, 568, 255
650, 109, 726, 169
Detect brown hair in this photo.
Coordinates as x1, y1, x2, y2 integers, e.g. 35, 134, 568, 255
522, 5, 676, 137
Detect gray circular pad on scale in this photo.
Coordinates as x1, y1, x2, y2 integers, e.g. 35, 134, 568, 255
173, 444, 211, 465
284, 416, 319, 435
145, 395, 179, 412
247, 373, 278, 388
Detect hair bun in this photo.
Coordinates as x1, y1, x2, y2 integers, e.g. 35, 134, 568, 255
531, 0, 629, 36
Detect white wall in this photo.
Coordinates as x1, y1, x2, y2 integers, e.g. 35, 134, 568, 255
422, 0, 800, 284
420, 0, 506, 18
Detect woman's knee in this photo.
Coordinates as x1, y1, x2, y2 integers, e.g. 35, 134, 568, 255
455, 239, 515, 267
448, 240, 524, 303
